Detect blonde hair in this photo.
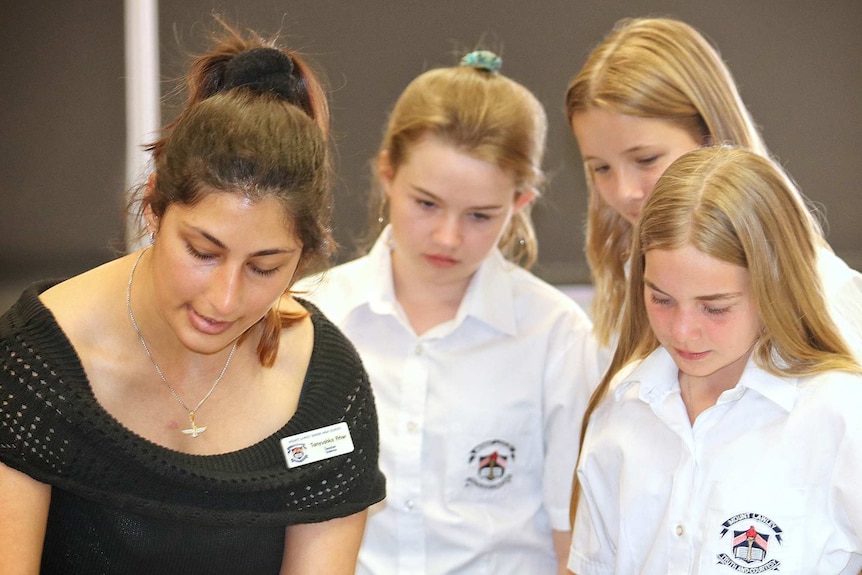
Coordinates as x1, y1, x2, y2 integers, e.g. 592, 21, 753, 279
570, 146, 860, 524
565, 17, 769, 346
365, 62, 547, 268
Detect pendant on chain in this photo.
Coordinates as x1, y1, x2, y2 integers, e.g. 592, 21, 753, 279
181, 411, 207, 437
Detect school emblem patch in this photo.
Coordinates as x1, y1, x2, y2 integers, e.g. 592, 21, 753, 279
465, 439, 515, 489
717, 513, 784, 572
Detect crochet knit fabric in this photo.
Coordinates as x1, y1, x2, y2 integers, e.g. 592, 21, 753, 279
0, 282, 385, 574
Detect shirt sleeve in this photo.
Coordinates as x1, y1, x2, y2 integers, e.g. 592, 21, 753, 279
829, 376, 862, 549
817, 248, 862, 362
541, 310, 602, 532
568, 414, 616, 575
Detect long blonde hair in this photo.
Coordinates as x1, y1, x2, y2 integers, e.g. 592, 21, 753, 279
570, 146, 860, 524
364, 58, 547, 268
565, 17, 769, 346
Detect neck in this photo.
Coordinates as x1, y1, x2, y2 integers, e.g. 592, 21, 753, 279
679, 347, 754, 424
390, 255, 471, 335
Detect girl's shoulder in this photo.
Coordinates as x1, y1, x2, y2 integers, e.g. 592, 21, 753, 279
798, 368, 862, 411
502, 263, 593, 321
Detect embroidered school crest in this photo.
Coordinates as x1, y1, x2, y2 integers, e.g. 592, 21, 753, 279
286, 443, 308, 464
717, 513, 784, 572
465, 439, 515, 489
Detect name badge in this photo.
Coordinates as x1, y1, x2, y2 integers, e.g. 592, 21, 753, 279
281, 422, 354, 469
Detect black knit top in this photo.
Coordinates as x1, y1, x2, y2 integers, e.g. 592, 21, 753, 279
0, 282, 386, 575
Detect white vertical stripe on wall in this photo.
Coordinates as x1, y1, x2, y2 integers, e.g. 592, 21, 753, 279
124, 0, 160, 251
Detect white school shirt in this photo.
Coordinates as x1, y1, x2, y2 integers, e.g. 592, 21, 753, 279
298, 229, 601, 574
569, 346, 862, 575
817, 246, 862, 361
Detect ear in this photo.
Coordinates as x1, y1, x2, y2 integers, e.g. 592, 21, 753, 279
513, 187, 537, 213
142, 173, 160, 232
377, 151, 395, 198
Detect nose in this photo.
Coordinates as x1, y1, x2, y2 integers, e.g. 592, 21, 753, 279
614, 171, 647, 203
207, 264, 243, 318
433, 214, 462, 249
669, 307, 700, 343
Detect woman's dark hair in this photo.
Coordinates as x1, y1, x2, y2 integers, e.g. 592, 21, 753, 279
139, 18, 334, 367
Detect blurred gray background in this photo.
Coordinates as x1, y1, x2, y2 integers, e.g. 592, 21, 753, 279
2, 1, 860, 313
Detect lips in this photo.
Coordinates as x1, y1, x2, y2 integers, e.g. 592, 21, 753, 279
675, 348, 710, 361
424, 253, 458, 268
187, 306, 233, 336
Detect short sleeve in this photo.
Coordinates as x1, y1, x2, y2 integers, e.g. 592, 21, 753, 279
540, 311, 602, 531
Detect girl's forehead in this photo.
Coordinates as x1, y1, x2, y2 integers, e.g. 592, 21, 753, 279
644, 246, 750, 293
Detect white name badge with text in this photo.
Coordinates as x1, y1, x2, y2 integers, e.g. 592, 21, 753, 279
281, 422, 354, 469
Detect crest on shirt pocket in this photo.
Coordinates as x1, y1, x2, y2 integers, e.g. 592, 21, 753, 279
465, 439, 515, 489
717, 512, 784, 572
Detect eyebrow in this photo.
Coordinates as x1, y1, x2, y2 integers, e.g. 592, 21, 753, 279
582, 145, 657, 163
193, 228, 298, 257
643, 279, 742, 302
413, 186, 505, 212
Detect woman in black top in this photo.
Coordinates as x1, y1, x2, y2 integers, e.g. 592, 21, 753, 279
0, 19, 384, 574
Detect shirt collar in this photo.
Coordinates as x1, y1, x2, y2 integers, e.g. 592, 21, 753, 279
363, 227, 399, 316
616, 346, 799, 412
356, 226, 519, 336
457, 248, 519, 336
738, 354, 799, 412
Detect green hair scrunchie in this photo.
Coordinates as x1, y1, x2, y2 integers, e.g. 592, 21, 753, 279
459, 50, 502, 73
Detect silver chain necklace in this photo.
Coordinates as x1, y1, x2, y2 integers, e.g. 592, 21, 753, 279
126, 249, 238, 438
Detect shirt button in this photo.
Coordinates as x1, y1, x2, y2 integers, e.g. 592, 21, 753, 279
404, 499, 415, 511
675, 524, 684, 537
406, 421, 418, 432
415, 344, 423, 355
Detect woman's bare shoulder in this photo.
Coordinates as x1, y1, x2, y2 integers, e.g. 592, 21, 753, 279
38, 254, 133, 341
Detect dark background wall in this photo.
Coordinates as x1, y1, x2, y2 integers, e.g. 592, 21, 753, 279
2, 1, 860, 312
1, 1, 126, 283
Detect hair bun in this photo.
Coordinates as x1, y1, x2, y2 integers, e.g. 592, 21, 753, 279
223, 47, 299, 100
460, 50, 502, 73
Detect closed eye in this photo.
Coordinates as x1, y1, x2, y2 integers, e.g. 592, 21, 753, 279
637, 155, 659, 167
703, 304, 731, 316
649, 293, 672, 307
185, 243, 215, 261
249, 263, 281, 278
187, 242, 285, 278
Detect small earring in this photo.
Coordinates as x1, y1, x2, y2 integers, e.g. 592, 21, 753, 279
377, 196, 388, 226
149, 231, 155, 245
